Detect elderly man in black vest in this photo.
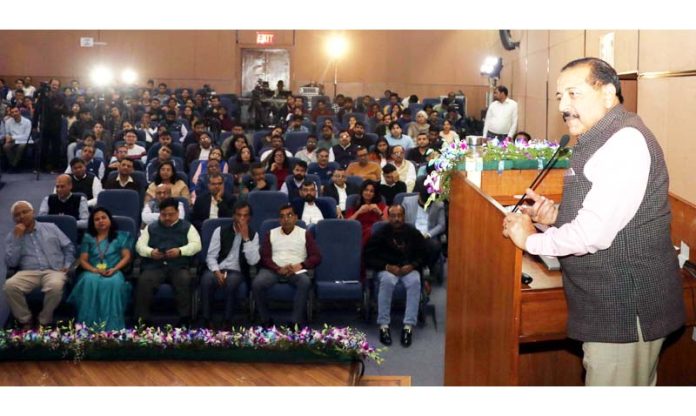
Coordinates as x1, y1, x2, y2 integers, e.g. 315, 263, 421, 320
503, 58, 684, 386
135, 197, 201, 327
38, 174, 89, 229
200, 201, 259, 328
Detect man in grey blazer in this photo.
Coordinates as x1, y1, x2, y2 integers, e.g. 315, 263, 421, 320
401, 187, 446, 278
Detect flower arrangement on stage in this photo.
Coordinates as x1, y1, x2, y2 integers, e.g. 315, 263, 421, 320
424, 136, 571, 206
0, 323, 383, 364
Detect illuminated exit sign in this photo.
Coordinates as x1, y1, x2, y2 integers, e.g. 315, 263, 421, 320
256, 33, 274, 45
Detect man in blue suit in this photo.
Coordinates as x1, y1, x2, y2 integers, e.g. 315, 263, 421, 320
401, 187, 446, 279
291, 180, 335, 225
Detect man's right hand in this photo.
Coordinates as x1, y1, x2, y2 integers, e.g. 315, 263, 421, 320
151, 249, 165, 260
214, 270, 226, 286
13, 223, 27, 238
519, 188, 558, 226
256, 178, 267, 189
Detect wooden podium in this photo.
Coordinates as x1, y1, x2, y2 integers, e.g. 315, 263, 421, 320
444, 171, 696, 385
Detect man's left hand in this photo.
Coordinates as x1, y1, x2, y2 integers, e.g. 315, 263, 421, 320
399, 264, 414, 276
165, 248, 181, 259
503, 212, 535, 250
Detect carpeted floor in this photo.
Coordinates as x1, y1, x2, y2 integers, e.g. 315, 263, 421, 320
0, 171, 447, 385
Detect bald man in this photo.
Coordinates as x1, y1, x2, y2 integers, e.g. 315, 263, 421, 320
38, 174, 89, 229
4, 201, 75, 329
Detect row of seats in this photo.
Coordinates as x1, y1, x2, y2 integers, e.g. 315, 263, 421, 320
24, 214, 429, 326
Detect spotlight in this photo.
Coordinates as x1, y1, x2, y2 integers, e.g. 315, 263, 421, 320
121, 69, 137, 85
480, 57, 503, 78
90, 66, 113, 87
326, 35, 348, 60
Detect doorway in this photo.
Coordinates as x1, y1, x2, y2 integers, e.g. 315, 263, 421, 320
241, 48, 290, 97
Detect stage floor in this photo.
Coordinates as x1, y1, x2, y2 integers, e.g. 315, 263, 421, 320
0, 361, 366, 386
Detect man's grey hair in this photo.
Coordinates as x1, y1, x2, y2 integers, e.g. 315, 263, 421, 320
10, 200, 33, 215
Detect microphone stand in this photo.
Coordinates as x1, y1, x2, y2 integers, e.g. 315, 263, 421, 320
511, 136, 570, 213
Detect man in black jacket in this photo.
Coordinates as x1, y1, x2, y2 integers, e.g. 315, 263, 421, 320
191, 173, 236, 231
365, 204, 426, 347
322, 168, 359, 218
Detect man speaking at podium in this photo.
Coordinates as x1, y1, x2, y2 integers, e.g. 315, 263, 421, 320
503, 57, 684, 386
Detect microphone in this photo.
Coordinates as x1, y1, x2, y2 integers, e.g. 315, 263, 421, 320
511, 135, 570, 213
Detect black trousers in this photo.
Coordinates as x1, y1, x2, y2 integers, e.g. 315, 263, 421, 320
135, 267, 192, 322
40, 129, 63, 171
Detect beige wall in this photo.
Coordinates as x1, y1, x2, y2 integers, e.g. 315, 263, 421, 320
0, 30, 499, 116
503, 30, 696, 204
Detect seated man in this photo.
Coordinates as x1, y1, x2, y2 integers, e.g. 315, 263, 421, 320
201, 201, 260, 327
123, 128, 147, 164
365, 204, 426, 347
322, 168, 359, 218
4, 201, 75, 328
105, 144, 129, 179
191, 173, 236, 231
346, 145, 381, 182
279, 160, 309, 201
389, 145, 417, 192
65, 145, 105, 180
378, 164, 407, 206
135, 197, 201, 326
191, 157, 235, 204
253, 204, 321, 326
103, 158, 139, 192
308, 148, 338, 189
66, 157, 102, 207
350, 121, 372, 149
141, 183, 187, 227
184, 131, 213, 167
146, 144, 174, 183
259, 134, 293, 163
1, 106, 32, 172
291, 180, 334, 225
329, 130, 359, 170
240, 162, 272, 195
402, 187, 446, 280
294, 134, 318, 164
147, 131, 184, 162
39, 174, 89, 229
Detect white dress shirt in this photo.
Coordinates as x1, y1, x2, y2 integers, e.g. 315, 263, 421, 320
483, 98, 518, 138
526, 128, 650, 257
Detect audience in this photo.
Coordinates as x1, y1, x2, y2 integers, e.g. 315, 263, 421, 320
39, 174, 89, 229
254, 204, 321, 327
323, 168, 360, 218
346, 146, 381, 182
402, 187, 446, 280
141, 183, 187, 227
103, 158, 139, 192
389, 145, 417, 192
201, 201, 260, 328
191, 173, 236, 231
379, 164, 407, 206
144, 160, 190, 205
135, 197, 201, 327
291, 180, 334, 225
67, 207, 132, 331
265, 148, 290, 190
329, 130, 359, 170
4, 201, 75, 329
346, 180, 388, 246
67, 157, 103, 207
365, 204, 426, 347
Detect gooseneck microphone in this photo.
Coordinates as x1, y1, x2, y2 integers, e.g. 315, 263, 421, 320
511, 135, 570, 213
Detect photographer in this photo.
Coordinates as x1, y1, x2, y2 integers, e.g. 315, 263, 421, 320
33, 79, 68, 173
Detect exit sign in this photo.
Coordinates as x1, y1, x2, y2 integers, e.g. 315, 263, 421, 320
256, 33, 274, 45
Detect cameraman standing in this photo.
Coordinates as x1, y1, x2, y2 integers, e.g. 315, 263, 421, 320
34, 79, 68, 173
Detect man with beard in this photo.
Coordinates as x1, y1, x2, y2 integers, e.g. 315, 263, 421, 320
291, 180, 334, 225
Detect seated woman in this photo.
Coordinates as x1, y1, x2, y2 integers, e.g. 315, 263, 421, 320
145, 160, 190, 204
368, 137, 393, 168
266, 148, 290, 190
67, 208, 133, 331
230, 146, 255, 189
190, 147, 229, 188
439, 119, 460, 144
346, 180, 388, 246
